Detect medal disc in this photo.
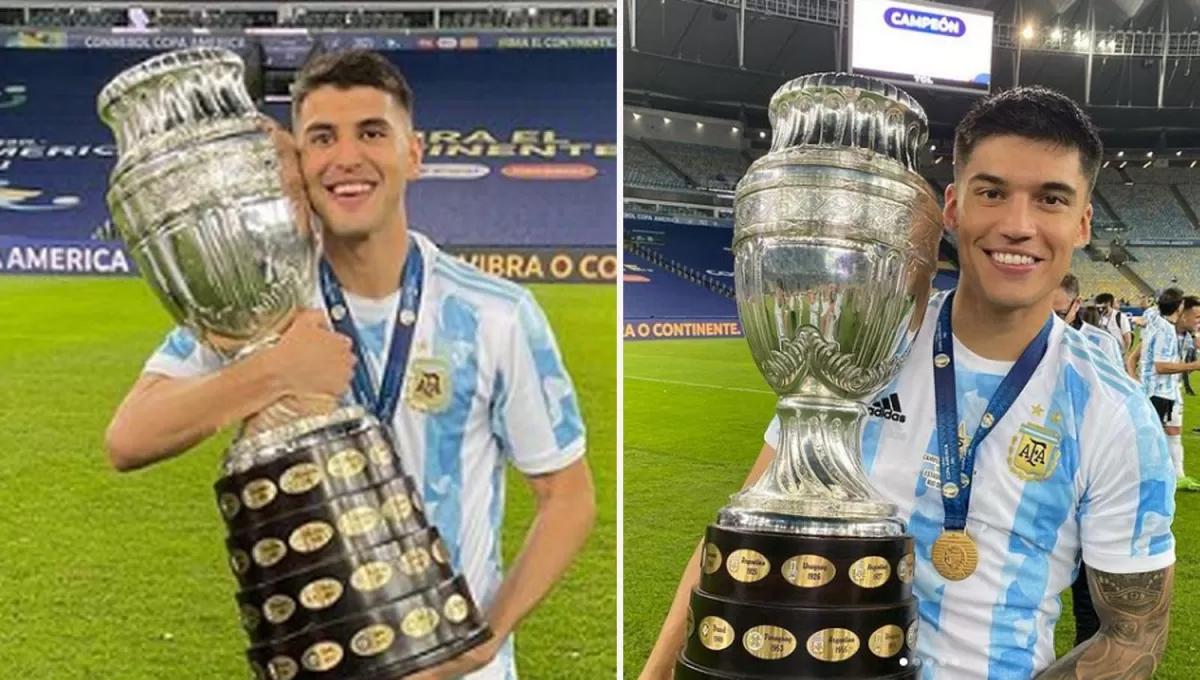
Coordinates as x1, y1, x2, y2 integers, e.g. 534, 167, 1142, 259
931, 530, 978, 581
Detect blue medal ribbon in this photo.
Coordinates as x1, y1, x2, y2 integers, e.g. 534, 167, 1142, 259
318, 236, 424, 424
933, 290, 1053, 532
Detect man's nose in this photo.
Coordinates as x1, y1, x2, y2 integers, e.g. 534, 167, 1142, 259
994, 197, 1038, 240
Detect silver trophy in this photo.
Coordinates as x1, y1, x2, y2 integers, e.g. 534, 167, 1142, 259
675, 74, 941, 678
98, 48, 491, 679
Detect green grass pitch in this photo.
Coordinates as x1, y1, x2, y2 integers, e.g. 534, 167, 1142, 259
623, 337, 1200, 679
0, 276, 615, 679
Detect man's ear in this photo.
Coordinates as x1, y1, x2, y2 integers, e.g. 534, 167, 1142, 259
942, 182, 958, 237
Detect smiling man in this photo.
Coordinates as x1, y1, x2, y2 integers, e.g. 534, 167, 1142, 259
105, 50, 596, 680
638, 87, 1175, 680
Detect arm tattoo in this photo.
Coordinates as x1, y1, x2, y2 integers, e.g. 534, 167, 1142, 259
1036, 565, 1173, 679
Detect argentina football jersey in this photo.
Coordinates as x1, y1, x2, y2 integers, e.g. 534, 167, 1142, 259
142, 230, 587, 680
764, 290, 1174, 679
1079, 321, 1123, 366
1140, 312, 1181, 401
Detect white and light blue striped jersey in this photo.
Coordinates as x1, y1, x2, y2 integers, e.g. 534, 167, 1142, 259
1139, 311, 1181, 401
764, 290, 1174, 680
143, 230, 587, 680
1080, 321, 1123, 366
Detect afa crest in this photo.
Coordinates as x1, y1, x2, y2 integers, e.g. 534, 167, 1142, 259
1007, 422, 1062, 482
405, 357, 452, 413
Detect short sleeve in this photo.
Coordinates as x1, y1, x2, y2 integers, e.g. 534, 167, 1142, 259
489, 290, 586, 476
142, 326, 225, 378
1078, 391, 1176, 573
1118, 313, 1132, 335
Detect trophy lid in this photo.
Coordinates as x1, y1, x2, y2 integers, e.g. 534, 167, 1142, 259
766, 73, 929, 173
96, 47, 256, 156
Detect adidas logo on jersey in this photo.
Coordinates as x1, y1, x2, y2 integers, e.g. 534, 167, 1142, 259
868, 393, 906, 423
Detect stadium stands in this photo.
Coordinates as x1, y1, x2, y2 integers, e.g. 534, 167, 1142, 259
1069, 251, 1141, 301
624, 138, 689, 189
1098, 184, 1197, 239
1126, 247, 1200, 295
642, 140, 747, 190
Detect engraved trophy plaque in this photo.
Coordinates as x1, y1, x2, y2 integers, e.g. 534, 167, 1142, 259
98, 48, 491, 679
674, 73, 941, 679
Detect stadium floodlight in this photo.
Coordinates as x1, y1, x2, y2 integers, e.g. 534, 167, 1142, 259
1022, 24, 1034, 40
1117, 150, 1124, 157
1051, 27, 1063, 40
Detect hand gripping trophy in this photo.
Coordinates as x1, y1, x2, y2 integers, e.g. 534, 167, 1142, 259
674, 73, 942, 679
97, 48, 491, 679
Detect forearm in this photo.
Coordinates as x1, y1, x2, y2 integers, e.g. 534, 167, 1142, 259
1035, 566, 1172, 680
1154, 361, 1199, 375
639, 540, 704, 679
105, 353, 285, 471
484, 482, 595, 639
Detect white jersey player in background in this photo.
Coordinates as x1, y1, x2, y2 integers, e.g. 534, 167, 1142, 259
104, 50, 596, 680
638, 86, 1175, 680
1135, 289, 1200, 492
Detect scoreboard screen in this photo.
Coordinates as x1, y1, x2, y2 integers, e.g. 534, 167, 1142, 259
849, 0, 994, 95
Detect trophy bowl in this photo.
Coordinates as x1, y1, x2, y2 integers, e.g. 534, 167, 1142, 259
675, 73, 941, 679
98, 47, 314, 361
98, 48, 492, 679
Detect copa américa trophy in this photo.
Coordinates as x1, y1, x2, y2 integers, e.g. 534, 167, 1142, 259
674, 73, 941, 679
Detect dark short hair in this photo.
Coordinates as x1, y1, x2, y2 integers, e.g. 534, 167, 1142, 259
953, 85, 1103, 191
1158, 287, 1186, 316
292, 50, 413, 121
1059, 273, 1080, 298
1184, 295, 1200, 312
1078, 304, 1101, 327
1095, 292, 1115, 306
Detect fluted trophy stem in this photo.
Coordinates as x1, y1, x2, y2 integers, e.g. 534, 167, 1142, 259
719, 396, 902, 537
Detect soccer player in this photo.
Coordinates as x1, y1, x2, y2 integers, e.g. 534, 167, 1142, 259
638, 87, 1175, 680
1137, 290, 1200, 492
104, 51, 596, 680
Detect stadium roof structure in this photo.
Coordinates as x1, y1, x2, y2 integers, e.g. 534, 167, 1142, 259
625, 0, 1200, 150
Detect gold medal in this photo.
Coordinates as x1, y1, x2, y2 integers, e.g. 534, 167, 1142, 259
931, 530, 978, 581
